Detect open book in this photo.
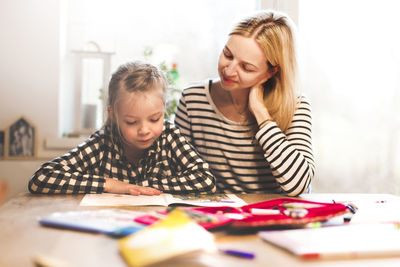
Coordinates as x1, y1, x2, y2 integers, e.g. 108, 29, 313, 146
80, 193, 247, 207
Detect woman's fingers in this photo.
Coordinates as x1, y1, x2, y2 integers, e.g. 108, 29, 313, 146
248, 83, 264, 113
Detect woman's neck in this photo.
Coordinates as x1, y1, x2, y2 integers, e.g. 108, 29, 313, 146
227, 89, 249, 115
211, 81, 252, 122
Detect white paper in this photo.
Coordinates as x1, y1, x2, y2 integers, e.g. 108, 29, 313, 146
80, 193, 246, 207
259, 223, 400, 259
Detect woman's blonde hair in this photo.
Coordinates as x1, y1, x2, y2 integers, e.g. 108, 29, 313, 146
231, 10, 298, 132
105, 60, 168, 145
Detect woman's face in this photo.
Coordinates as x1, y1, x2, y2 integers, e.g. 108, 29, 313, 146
218, 34, 271, 91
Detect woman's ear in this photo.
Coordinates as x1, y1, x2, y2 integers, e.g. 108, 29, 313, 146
270, 65, 280, 76
262, 65, 280, 83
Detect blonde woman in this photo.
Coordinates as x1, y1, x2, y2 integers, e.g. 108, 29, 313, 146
175, 10, 314, 196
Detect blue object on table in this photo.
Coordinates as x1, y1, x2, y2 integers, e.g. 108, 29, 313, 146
220, 249, 255, 259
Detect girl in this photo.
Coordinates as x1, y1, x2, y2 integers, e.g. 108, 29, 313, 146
29, 61, 216, 195
174, 10, 315, 196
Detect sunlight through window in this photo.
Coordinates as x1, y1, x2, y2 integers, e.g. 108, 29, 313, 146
298, 0, 400, 193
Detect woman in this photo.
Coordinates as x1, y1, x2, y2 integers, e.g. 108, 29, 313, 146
174, 10, 314, 196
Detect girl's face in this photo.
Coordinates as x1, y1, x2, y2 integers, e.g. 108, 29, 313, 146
116, 87, 164, 153
218, 34, 271, 91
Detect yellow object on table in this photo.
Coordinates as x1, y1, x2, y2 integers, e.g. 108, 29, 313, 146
119, 208, 216, 267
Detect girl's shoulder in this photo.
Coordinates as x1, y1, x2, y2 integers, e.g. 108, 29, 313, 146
88, 128, 107, 142
161, 120, 187, 140
76, 129, 114, 150
162, 120, 178, 134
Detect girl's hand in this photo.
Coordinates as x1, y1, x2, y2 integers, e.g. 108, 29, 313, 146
104, 178, 162, 196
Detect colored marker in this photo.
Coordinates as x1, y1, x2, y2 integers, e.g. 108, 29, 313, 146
220, 249, 255, 259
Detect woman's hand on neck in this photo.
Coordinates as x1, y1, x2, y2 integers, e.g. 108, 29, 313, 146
249, 82, 271, 123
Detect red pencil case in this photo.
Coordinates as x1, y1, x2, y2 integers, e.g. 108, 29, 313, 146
134, 198, 350, 230
190, 198, 350, 229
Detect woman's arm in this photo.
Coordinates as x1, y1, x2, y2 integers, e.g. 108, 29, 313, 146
149, 125, 216, 194
255, 96, 315, 196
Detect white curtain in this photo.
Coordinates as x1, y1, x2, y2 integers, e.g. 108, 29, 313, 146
298, 0, 400, 193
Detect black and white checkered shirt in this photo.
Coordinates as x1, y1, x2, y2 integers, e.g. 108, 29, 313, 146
28, 121, 216, 194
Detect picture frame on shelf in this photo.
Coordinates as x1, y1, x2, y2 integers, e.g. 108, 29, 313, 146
7, 117, 37, 159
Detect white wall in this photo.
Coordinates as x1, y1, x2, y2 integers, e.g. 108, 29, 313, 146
0, 0, 62, 156
0, 0, 67, 201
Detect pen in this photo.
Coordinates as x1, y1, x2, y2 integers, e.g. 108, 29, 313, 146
346, 203, 358, 214
219, 249, 255, 259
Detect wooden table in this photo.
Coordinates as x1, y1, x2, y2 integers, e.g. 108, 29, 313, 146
1, 193, 400, 267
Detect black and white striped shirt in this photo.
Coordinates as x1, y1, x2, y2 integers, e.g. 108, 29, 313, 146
28, 121, 216, 194
174, 80, 315, 196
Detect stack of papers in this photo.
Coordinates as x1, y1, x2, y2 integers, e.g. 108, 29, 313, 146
259, 223, 400, 259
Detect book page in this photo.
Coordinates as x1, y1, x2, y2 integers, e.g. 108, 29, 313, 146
165, 193, 247, 207
80, 193, 170, 206
80, 193, 246, 207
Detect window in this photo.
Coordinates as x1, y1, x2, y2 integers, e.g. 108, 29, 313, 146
71, 47, 113, 135
60, 0, 259, 136
298, 0, 400, 193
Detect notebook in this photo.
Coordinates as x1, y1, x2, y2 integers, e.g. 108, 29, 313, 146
39, 209, 146, 237
259, 223, 400, 259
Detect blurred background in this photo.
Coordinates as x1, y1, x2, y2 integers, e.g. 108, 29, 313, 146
0, 0, 399, 202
